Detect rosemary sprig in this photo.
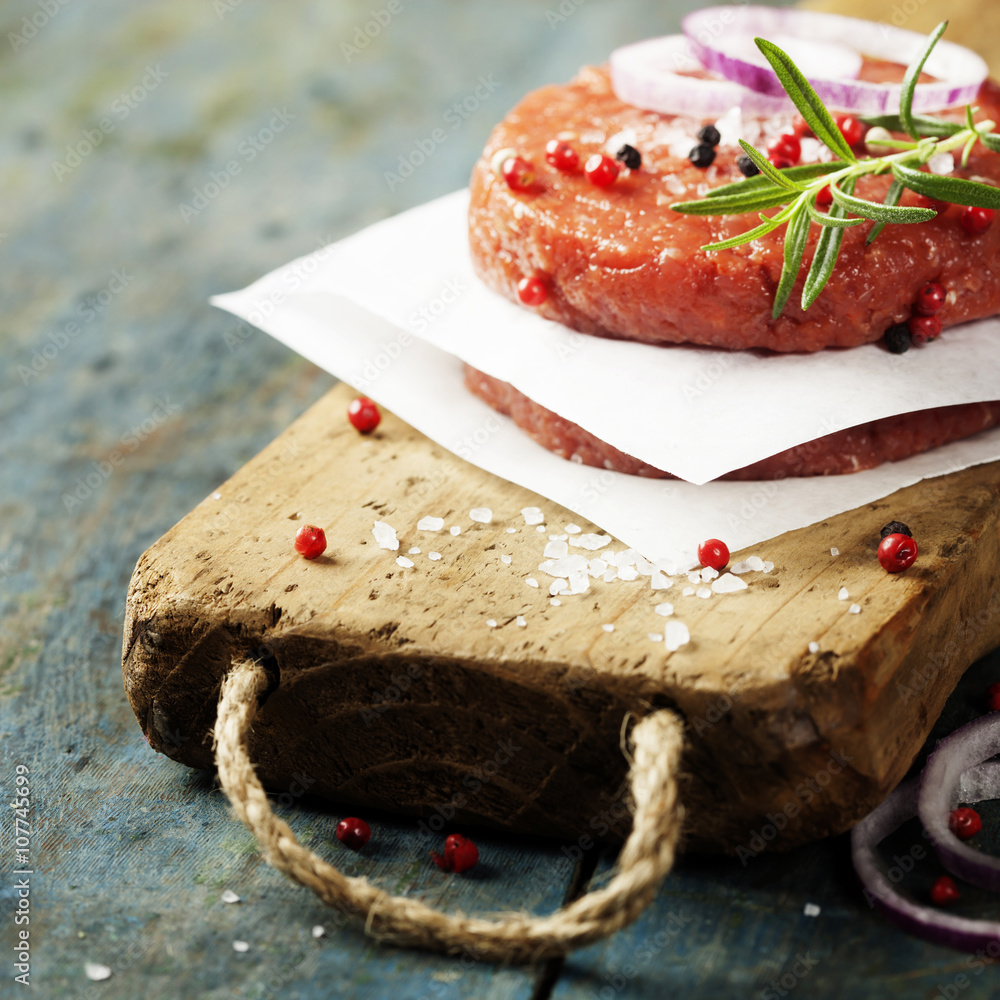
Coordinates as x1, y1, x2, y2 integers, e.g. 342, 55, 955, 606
670, 21, 1000, 318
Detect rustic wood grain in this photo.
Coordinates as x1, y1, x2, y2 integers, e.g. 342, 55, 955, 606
124, 382, 1000, 853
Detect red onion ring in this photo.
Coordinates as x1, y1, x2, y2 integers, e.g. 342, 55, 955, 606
919, 714, 1000, 892
609, 35, 792, 118
852, 773, 1000, 951
682, 6, 988, 115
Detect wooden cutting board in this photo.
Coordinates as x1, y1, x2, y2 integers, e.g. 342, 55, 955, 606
122, 382, 1000, 853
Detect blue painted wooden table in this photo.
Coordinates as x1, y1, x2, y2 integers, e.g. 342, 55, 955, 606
3, 1, 1000, 996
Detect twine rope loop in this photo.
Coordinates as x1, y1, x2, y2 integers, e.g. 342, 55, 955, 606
213, 657, 685, 964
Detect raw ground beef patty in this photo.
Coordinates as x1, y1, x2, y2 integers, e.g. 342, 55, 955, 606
465, 366, 1000, 480
468, 66, 1000, 353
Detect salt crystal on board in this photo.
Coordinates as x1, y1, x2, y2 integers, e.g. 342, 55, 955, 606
373, 521, 399, 550
417, 516, 444, 531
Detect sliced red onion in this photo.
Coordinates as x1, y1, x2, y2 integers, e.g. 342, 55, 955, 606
852, 778, 1000, 951
919, 714, 1000, 892
682, 6, 988, 115
609, 35, 792, 118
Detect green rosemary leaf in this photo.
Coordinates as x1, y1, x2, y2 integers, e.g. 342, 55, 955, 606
981, 133, 1000, 153
865, 178, 904, 245
802, 178, 855, 310
705, 162, 844, 199
806, 200, 867, 228
699, 216, 785, 252
754, 37, 857, 163
966, 105, 978, 133
738, 140, 804, 191
892, 161, 1000, 208
829, 183, 936, 223
671, 187, 792, 216
773, 203, 811, 319
900, 21, 949, 139
961, 134, 978, 169
860, 113, 962, 138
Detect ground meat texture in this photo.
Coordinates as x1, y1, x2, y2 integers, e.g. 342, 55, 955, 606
465, 366, 1000, 479
468, 66, 1000, 353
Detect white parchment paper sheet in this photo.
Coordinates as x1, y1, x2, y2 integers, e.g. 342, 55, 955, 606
211, 285, 1000, 570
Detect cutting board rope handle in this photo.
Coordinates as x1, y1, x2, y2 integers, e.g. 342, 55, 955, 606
213, 657, 686, 963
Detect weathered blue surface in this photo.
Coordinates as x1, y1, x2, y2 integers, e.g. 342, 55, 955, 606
4, 0, 999, 997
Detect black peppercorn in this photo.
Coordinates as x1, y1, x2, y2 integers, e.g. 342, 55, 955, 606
615, 144, 641, 170
880, 520, 913, 539
883, 323, 912, 354
689, 144, 716, 168
697, 124, 721, 147
736, 153, 759, 177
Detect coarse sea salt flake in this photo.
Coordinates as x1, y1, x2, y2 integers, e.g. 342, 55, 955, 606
470, 507, 493, 523
762, 561, 774, 573
506, 527, 517, 534
712, 574, 748, 594
567, 571, 590, 594
409, 546, 421, 554
521, 506, 544, 525
312, 925, 326, 939
450, 526, 461, 535
550, 578, 568, 596
603, 567, 618, 583
544, 539, 570, 559
565, 524, 582, 534
849, 603, 862, 614
536, 525, 546, 533
233, 941, 250, 953
700, 567, 719, 582
486, 619, 498, 628
540, 555, 589, 577
682, 586, 695, 596
417, 516, 444, 531
85, 963, 112, 982
396, 556, 414, 568
928, 151, 954, 175
516, 615, 526, 627
649, 633, 663, 642
569, 533, 612, 551
687, 571, 702, 584
838, 587, 850, 601
602, 624, 615, 633
428, 551, 442, 561
697, 587, 712, 599
617, 566, 638, 582
804, 902, 821, 918
730, 560, 752, 575
808, 641, 820, 654
655, 602, 674, 616
501, 554, 512, 565
746, 556, 765, 572
588, 558, 608, 577
830, 547, 840, 557
664, 620, 690, 652
525, 577, 539, 588
550, 598, 561, 606
373, 521, 399, 550
651, 572, 672, 591
221, 890, 241, 904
